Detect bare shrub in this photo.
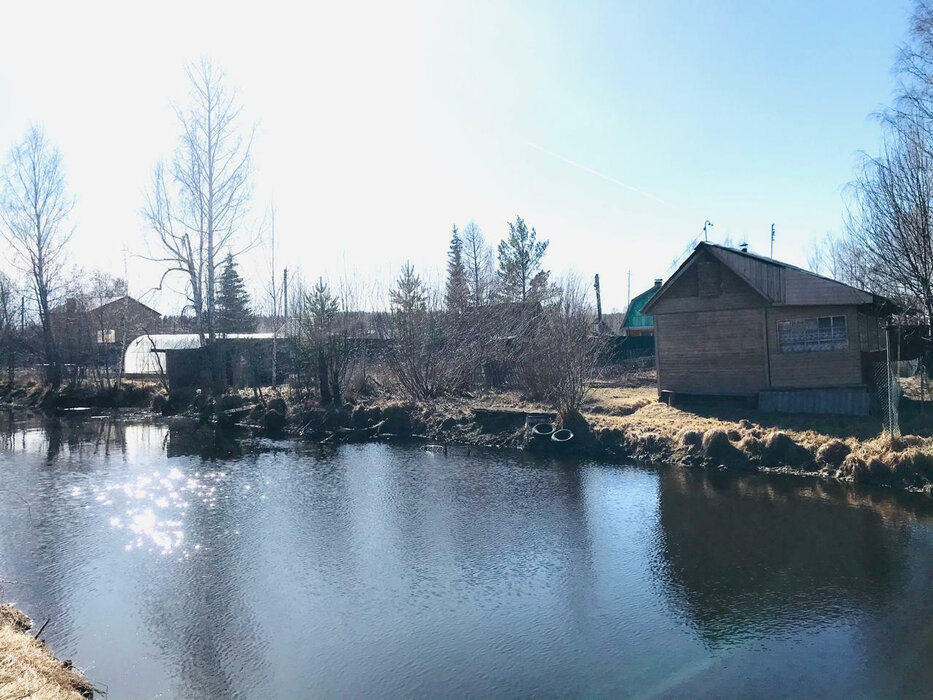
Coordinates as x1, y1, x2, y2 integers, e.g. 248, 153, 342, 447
293, 277, 371, 406
378, 263, 471, 400
515, 275, 601, 417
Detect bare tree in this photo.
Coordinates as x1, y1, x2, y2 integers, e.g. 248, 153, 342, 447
0, 124, 74, 386
0, 272, 19, 384
142, 58, 254, 380
807, 232, 879, 290
461, 220, 493, 307
88, 271, 128, 387
378, 262, 470, 399
517, 275, 599, 417
846, 119, 933, 323
265, 205, 281, 385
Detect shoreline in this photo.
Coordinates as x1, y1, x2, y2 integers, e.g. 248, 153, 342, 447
4, 378, 933, 494
0, 603, 93, 699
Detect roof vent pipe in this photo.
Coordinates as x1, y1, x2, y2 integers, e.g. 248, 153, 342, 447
739, 242, 748, 253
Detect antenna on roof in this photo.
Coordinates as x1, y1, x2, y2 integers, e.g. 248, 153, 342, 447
770, 223, 775, 258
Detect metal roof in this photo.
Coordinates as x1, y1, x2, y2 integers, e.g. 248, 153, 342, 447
644, 242, 895, 314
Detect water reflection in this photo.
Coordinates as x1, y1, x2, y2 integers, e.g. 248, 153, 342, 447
655, 469, 908, 647
2, 416, 933, 697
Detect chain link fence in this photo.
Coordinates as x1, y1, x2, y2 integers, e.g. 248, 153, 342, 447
873, 360, 901, 437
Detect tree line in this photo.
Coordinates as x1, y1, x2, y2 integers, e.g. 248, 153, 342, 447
810, 0, 933, 330
0, 57, 601, 417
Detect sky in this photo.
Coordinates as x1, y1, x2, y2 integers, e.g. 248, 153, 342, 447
0, 0, 915, 313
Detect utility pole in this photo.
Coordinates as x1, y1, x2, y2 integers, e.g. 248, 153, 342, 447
626, 270, 631, 309
593, 274, 603, 324
770, 223, 775, 258
703, 220, 713, 242
20, 297, 24, 331
283, 268, 289, 326
270, 206, 277, 387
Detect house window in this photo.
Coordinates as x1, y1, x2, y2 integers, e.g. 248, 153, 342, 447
97, 329, 116, 344
777, 315, 847, 353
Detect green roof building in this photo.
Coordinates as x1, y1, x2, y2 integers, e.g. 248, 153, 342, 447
620, 279, 662, 337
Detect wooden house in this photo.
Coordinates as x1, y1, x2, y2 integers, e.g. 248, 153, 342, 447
52, 295, 162, 367
619, 279, 663, 337
642, 243, 896, 415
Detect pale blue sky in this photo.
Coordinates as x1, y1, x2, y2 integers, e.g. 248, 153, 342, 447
0, 0, 913, 312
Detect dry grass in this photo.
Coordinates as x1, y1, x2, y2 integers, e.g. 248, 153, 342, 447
0, 604, 91, 700
577, 383, 933, 488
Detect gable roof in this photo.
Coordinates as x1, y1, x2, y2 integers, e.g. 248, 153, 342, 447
643, 242, 895, 314
93, 295, 162, 317
619, 281, 662, 331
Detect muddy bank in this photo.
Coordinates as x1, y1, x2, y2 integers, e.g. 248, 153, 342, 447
0, 379, 162, 413
0, 603, 93, 699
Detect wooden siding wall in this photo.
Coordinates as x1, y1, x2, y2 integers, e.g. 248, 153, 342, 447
651, 252, 765, 315
766, 305, 863, 389
709, 247, 785, 301
655, 309, 769, 395
858, 313, 883, 352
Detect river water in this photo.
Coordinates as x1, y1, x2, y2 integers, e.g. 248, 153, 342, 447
1, 416, 933, 698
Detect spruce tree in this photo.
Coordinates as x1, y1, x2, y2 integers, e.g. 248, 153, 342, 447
445, 224, 470, 311
216, 253, 255, 333
306, 278, 340, 405
496, 216, 550, 303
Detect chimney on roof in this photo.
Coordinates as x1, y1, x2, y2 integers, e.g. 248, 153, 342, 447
739, 242, 748, 253
654, 278, 662, 287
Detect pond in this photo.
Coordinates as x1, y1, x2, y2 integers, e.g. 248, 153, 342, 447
1, 415, 932, 698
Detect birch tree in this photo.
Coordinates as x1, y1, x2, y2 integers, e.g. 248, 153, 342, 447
461, 220, 492, 307
846, 120, 933, 323
142, 58, 254, 359
0, 125, 74, 386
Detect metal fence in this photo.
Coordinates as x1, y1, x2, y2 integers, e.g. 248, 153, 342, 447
873, 360, 901, 437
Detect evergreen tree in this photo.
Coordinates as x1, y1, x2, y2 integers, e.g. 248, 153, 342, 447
390, 262, 426, 313
496, 216, 550, 303
216, 253, 255, 333
445, 224, 470, 311
307, 277, 339, 331
305, 278, 341, 405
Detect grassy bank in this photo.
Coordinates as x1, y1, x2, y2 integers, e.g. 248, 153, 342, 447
577, 376, 933, 491
0, 604, 92, 700
286, 371, 933, 493
6, 365, 933, 493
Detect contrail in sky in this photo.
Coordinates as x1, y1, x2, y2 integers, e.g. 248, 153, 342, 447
525, 141, 667, 205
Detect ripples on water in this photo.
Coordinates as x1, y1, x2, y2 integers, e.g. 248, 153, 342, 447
1, 414, 933, 698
